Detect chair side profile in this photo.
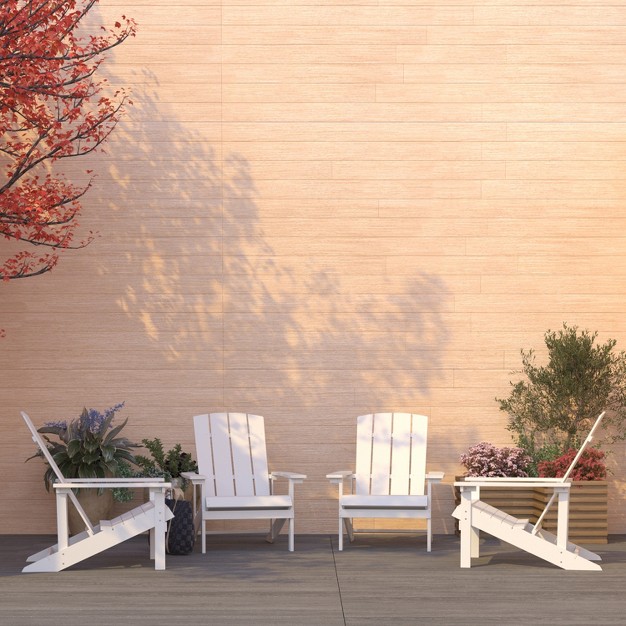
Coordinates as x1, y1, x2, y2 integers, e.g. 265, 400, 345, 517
452, 411, 606, 571
21, 411, 173, 572
327, 413, 444, 551
182, 412, 306, 552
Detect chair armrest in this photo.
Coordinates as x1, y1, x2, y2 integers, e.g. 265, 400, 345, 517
270, 471, 307, 482
180, 471, 206, 484
59, 477, 166, 484
457, 478, 571, 489
269, 472, 306, 500
326, 470, 354, 484
426, 471, 444, 482
54, 480, 172, 490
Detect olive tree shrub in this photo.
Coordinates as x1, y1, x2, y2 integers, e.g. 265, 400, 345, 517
497, 324, 626, 474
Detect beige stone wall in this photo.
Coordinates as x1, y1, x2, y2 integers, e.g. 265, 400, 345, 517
2, 0, 626, 535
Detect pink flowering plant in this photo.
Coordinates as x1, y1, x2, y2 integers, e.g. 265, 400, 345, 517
460, 441, 532, 477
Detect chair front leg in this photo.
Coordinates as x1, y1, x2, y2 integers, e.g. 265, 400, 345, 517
150, 487, 167, 570
427, 480, 433, 552
555, 485, 570, 550
459, 485, 479, 568
56, 489, 70, 552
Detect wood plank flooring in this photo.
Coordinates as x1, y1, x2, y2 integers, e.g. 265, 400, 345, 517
2, 534, 626, 625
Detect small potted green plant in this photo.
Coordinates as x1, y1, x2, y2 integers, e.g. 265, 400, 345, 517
134, 438, 197, 496
134, 438, 199, 555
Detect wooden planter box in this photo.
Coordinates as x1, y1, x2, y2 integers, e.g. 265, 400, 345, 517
537, 481, 608, 544
454, 477, 608, 544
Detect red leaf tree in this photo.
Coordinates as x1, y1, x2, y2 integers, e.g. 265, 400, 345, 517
0, 0, 136, 280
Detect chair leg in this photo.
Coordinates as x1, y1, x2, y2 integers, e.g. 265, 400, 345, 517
427, 518, 432, 552
266, 518, 287, 543
345, 518, 354, 543
202, 520, 206, 554
288, 518, 294, 552
149, 526, 155, 560
338, 517, 344, 551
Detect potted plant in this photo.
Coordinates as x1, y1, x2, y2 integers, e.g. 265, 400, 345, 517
134, 438, 198, 555
454, 442, 535, 532
134, 438, 197, 497
26, 402, 138, 533
495, 323, 626, 543
538, 447, 607, 481
497, 323, 626, 472
459, 441, 533, 478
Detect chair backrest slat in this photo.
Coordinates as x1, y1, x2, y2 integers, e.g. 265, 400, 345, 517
21, 411, 95, 533
354, 413, 429, 497
355, 413, 374, 494
370, 413, 393, 494
561, 411, 605, 482
409, 414, 428, 496
390, 413, 411, 495
247, 413, 271, 496
21, 411, 66, 483
193, 413, 216, 497
193, 412, 271, 497
209, 413, 236, 496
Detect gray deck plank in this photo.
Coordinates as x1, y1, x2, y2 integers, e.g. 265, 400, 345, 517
2, 533, 626, 625
333, 534, 626, 625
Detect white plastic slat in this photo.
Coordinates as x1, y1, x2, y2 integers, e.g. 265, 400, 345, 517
355, 414, 374, 495
409, 414, 428, 496
341, 494, 428, 508
205, 495, 291, 510
370, 413, 393, 495
140, 502, 155, 514
210, 413, 236, 497
22, 412, 65, 483
390, 413, 411, 495
247, 413, 271, 496
193, 414, 216, 497
229, 413, 256, 497
22, 412, 95, 534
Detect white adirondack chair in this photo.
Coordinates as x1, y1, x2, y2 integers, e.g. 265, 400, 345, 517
327, 413, 444, 551
21, 411, 173, 573
182, 412, 307, 553
453, 411, 606, 571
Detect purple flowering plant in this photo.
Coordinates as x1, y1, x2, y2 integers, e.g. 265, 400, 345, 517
460, 441, 532, 477
27, 402, 138, 492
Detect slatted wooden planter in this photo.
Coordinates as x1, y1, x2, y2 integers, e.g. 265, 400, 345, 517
537, 481, 608, 544
454, 478, 608, 544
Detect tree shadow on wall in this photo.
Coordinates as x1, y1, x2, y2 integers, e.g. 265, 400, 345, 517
82, 66, 453, 484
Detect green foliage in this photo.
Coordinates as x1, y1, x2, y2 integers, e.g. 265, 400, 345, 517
111, 459, 135, 503
497, 324, 626, 474
26, 403, 138, 501
134, 438, 197, 486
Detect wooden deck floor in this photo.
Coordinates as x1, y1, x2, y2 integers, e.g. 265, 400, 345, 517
2, 533, 626, 625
